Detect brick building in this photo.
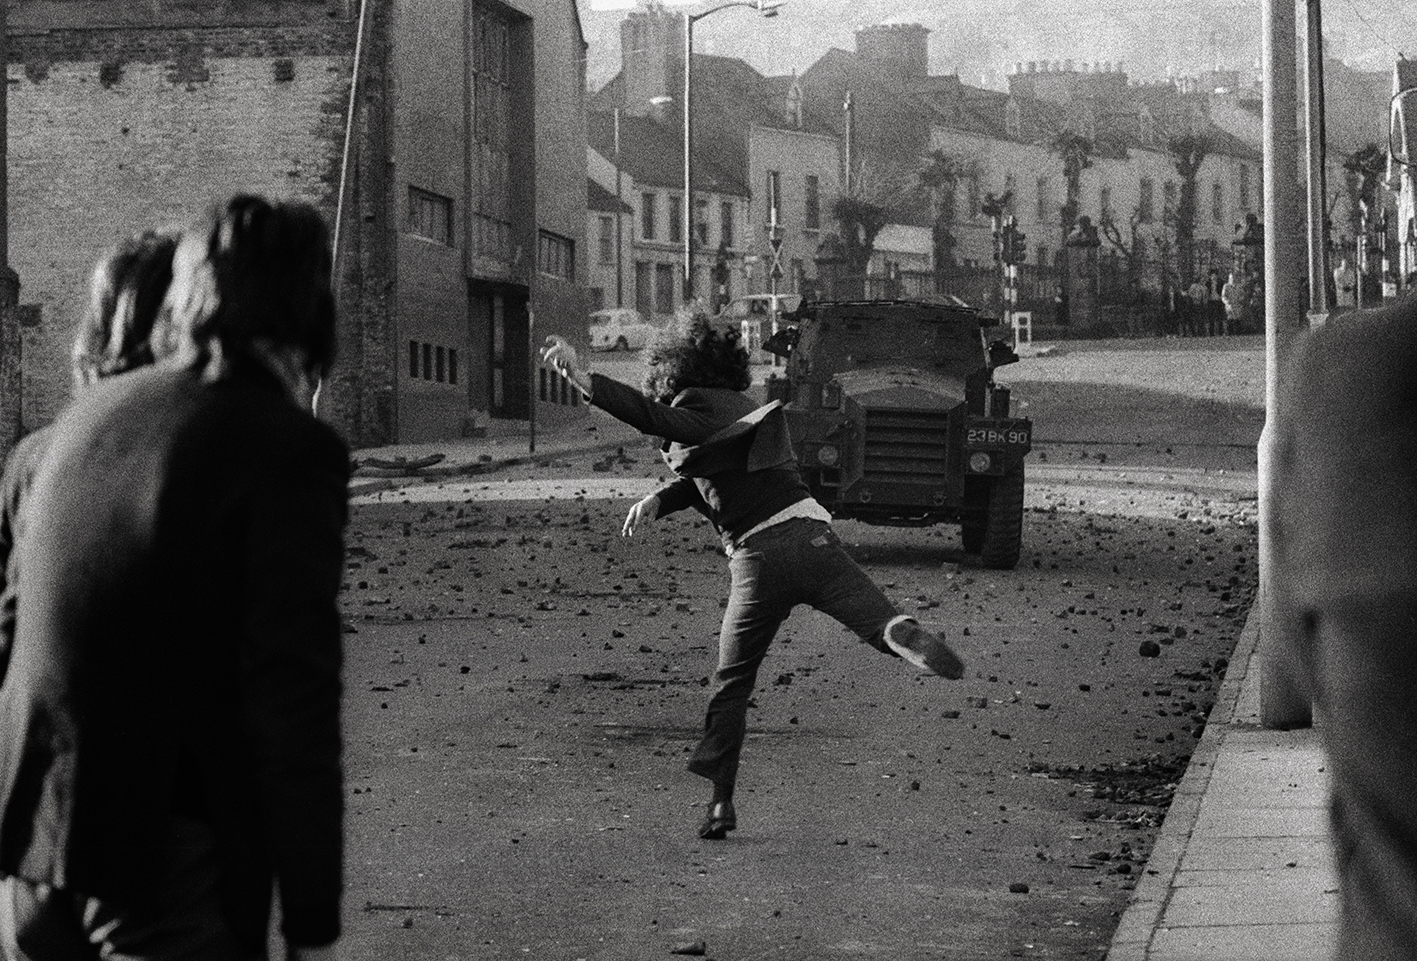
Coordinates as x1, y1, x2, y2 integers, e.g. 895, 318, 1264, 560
5, 0, 587, 447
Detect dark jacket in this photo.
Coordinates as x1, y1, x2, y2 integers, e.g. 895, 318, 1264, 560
0, 426, 52, 686
1270, 297, 1417, 961
0, 357, 349, 950
589, 373, 808, 547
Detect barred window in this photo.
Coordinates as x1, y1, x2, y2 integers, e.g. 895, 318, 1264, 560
408, 187, 453, 245
538, 230, 574, 281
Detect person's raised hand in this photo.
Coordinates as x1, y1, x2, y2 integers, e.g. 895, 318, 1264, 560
541, 335, 591, 395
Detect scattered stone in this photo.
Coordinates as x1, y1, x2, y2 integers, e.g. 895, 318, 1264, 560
966, 696, 989, 709
1138, 640, 1162, 658
1008, 882, 1030, 894
670, 941, 707, 956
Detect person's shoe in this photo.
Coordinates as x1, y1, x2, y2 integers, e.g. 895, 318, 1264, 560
884, 615, 965, 679
698, 800, 737, 840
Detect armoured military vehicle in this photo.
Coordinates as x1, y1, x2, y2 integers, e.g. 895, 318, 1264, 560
763, 299, 1031, 569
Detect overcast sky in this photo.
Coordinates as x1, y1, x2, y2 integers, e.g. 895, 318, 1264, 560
580, 0, 1417, 92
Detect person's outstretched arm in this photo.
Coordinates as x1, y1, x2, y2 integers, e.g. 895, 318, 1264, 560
540, 335, 720, 445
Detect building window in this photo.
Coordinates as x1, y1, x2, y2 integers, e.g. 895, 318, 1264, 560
635, 261, 652, 315
655, 262, 675, 314
1138, 177, 1155, 223
469, 2, 515, 261
804, 174, 820, 230
766, 169, 781, 226
1212, 182, 1224, 223
1163, 181, 1178, 218
408, 187, 453, 245
1239, 164, 1251, 211
641, 192, 657, 240
537, 230, 574, 281
721, 201, 734, 247
407, 341, 459, 384
1036, 176, 1049, 223
696, 198, 709, 245
669, 194, 683, 244
1099, 186, 1113, 223
598, 215, 614, 265
967, 176, 980, 219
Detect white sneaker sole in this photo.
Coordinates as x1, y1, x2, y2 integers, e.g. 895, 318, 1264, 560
884, 615, 965, 679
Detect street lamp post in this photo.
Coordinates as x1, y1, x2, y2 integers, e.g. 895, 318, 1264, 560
681, 0, 782, 306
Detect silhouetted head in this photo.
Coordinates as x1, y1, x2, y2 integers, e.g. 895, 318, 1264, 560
163, 194, 337, 380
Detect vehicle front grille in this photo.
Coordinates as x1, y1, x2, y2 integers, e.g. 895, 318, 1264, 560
862, 409, 949, 483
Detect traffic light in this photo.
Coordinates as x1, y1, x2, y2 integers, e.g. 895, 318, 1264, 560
1002, 221, 1027, 265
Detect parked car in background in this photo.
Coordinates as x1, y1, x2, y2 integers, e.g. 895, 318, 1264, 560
589, 308, 657, 351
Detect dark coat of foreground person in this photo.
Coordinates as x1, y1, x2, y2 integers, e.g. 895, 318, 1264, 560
1271, 293, 1417, 961
0, 354, 349, 953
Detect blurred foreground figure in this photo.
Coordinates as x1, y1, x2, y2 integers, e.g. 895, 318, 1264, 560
1272, 296, 1417, 961
0, 196, 348, 961
0, 229, 178, 686
543, 314, 964, 842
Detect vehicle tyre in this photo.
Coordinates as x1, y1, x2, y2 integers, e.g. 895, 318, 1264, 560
615, 336, 629, 351
978, 463, 1024, 570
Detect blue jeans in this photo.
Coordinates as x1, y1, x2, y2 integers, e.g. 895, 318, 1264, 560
686, 518, 900, 787
0, 819, 260, 961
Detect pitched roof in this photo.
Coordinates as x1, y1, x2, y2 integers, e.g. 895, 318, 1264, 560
586, 109, 749, 196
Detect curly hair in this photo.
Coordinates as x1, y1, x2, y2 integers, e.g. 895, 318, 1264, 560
640, 311, 751, 402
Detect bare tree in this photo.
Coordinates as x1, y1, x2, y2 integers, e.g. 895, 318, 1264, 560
829, 158, 912, 276
1165, 131, 1216, 288
918, 149, 980, 280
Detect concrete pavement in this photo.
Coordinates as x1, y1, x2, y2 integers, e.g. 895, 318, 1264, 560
1106, 610, 1337, 961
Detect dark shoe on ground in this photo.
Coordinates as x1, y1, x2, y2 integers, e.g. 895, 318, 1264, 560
698, 800, 737, 840
884, 615, 965, 679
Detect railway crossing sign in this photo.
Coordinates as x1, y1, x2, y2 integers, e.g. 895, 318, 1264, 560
768, 229, 784, 280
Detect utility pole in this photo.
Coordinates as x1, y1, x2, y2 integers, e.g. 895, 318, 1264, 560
1258, 0, 1312, 729
614, 107, 624, 308
0, 0, 23, 454
1303, 0, 1328, 320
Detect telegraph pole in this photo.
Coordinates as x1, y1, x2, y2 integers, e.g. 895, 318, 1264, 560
1258, 0, 1312, 729
0, 0, 23, 454
0, 0, 16, 310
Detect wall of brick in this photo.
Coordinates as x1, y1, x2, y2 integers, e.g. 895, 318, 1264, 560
7, 24, 357, 434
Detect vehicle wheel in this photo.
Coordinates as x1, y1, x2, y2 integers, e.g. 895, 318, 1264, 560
960, 518, 985, 554
978, 463, 1024, 570
615, 336, 629, 351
